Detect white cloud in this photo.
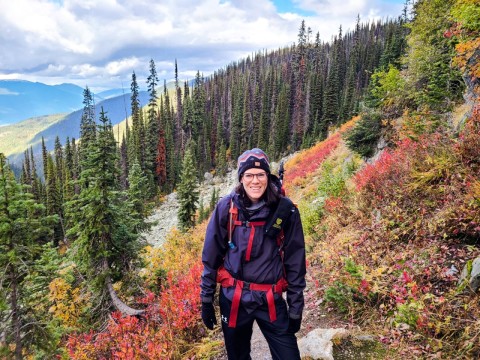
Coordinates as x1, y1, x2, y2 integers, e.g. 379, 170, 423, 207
0, 0, 404, 91
0, 88, 20, 95
105, 58, 142, 76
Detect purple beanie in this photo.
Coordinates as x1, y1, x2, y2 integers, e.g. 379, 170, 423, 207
237, 148, 270, 180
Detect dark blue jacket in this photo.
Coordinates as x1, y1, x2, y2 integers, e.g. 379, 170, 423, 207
201, 191, 306, 318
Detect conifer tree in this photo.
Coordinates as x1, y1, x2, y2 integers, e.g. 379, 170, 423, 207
146, 59, 159, 193
177, 148, 199, 232
292, 20, 308, 149
21, 149, 30, 186
197, 198, 206, 224
119, 135, 129, 190
127, 160, 151, 230
54, 136, 64, 189
192, 72, 208, 171
209, 187, 218, 212
66, 108, 143, 318
64, 137, 73, 180
404, 0, 463, 111
257, 79, 270, 151
41, 137, 48, 183
229, 81, 242, 160
155, 120, 167, 190
129, 71, 142, 167
0, 153, 56, 359
71, 138, 80, 195
78, 87, 96, 171
341, 15, 361, 121
175, 59, 184, 152
45, 155, 63, 246
29, 147, 41, 201
273, 84, 290, 158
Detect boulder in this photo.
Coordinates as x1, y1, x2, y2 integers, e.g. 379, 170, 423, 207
298, 328, 347, 360
470, 257, 480, 292
204, 171, 214, 184
457, 256, 480, 292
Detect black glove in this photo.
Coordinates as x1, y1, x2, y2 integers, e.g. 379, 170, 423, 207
287, 316, 302, 333
201, 302, 217, 330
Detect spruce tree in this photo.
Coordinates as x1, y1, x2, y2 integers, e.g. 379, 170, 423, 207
0, 153, 56, 359
41, 137, 48, 183
78, 87, 96, 172
177, 148, 199, 231
29, 147, 41, 202
146, 59, 159, 193
45, 155, 63, 246
129, 71, 142, 167
66, 108, 143, 318
119, 135, 129, 190
341, 15, 361, 121
127, 160, 151, 230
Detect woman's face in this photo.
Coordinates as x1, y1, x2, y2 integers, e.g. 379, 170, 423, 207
241, 169, 268, 203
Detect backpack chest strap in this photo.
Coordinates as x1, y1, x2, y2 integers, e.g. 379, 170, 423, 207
234, 220, 266, 261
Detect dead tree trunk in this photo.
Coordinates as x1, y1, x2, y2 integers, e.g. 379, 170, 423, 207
102, 258, 144, 316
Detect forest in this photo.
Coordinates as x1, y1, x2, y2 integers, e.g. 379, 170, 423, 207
1, 0, 479, 358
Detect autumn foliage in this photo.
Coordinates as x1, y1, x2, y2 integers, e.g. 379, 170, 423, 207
302, 104, 480, 357
67, 264, 203, 359
284, 117, 358, 193
67, 220, 208, 359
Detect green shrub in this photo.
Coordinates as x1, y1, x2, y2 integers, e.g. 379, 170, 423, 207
324, 281, 354, 313
344, 112, 383, 158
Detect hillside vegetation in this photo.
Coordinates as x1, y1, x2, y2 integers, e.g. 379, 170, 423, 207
0, 113, 67, 156
1, 0, 479, 359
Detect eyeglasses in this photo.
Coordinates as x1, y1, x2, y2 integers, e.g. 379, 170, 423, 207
242, 172, 267, 181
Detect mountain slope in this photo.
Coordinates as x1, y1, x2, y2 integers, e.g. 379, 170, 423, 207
0, 80, 85, 125
3, 91, 149, 168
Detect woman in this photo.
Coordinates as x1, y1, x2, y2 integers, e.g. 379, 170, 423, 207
200, 148, 306, 360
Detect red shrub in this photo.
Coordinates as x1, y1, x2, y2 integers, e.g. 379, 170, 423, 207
67, 263, 203, 359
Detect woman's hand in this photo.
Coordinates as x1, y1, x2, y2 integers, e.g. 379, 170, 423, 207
201, 302, 217, 330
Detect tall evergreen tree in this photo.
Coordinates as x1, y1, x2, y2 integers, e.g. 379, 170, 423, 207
0, 153, 56, 359
177, 148, 199, 232
127, 160, 151, 230
71, 138, 80, 195
78, 86, 96, 171
119, 135, 129, 190
45, 155, 63, 246
29, 147, 41, 201
129, 71, 143, 167
341, 15, 361, 121
175, 59, 184, 152
146, 59, 159, 193
41, 137, 48, 183
66, 108, 143, 318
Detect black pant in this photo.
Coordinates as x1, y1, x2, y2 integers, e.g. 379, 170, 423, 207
219, 290, 301, 360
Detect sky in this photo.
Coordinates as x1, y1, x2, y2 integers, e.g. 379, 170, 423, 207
0, 0, 406, 92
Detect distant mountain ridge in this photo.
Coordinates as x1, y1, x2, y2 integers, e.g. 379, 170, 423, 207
0, 80, 86, 125
2, 89, 149, 173
0, 80, 181, 127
